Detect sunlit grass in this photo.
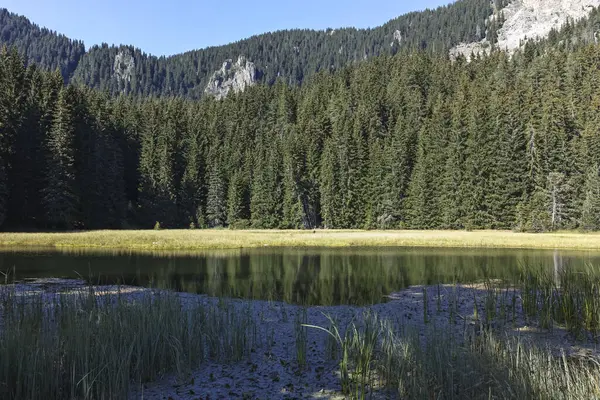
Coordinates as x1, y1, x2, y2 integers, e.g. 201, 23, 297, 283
1, 229, 600, 251
519, 265, 600, 340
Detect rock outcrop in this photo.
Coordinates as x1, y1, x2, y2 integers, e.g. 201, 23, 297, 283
113, 50, 135, 84
204, 56, 257, 100
450, 0, 600, 60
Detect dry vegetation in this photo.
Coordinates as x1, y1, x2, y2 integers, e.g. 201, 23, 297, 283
1, 229, 600, 251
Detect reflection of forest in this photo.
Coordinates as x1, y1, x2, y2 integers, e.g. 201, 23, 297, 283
0, 248, 598, 305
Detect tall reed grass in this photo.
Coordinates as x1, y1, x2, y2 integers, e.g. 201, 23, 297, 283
311, 313, 600, 399
0, 287, 256, 399
519, 264, 600, 339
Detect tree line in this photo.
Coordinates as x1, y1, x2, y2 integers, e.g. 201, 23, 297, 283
1, 35, 600, 231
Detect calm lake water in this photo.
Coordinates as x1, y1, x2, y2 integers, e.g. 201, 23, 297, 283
1, 247, 600, 306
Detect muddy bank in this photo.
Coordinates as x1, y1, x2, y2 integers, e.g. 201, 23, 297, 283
1, 280, 597, 399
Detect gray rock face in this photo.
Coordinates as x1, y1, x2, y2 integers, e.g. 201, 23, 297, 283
204, 56, 257, 100
113, 50, 135, 84
450, 0, 600, 60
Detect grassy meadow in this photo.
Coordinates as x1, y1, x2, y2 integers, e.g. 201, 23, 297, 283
1, 229, 600, 251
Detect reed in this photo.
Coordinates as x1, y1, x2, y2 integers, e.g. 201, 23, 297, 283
0, 287, 255, 399
294, 308, 308, 368
311, 312, 600, 400
518, 264, 600, 340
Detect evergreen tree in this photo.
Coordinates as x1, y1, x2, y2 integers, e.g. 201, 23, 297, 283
581, 165, 600, 231
227, 169, 249, 228
206, 148, 227, 228
0, 164, 7, 228
44, 85, 79, 229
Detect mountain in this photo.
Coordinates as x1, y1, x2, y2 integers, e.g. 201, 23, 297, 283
0, 9, 85, 80
3, 1, 600, 99
2, 1, 600, 232
0, 0, 496, 98
451, 0, 600, 59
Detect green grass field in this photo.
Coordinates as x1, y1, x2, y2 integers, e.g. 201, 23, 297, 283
0, 229, 599, 251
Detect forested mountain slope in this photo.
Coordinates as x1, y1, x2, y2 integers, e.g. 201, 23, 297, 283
2, 1, 600, 232
0, 9, 85, 80
0, 0, 496, 98
451, 0, 600, 58
2, 13, 600, 232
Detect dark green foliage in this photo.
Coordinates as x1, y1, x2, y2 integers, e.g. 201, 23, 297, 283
206, 148, 227, 228
0, 9, 84, 80
0, 1, 496, 98
2, 8, 600, 231
44, 86, 79, 229
581, 165, 600, 230
0, 164, 7, 227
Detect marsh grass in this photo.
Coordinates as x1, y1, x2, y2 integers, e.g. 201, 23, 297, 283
311, 312, 600, 400
4, 264, 600, 399
2, 229, 600, 251
518, 264, 600, 340
0, 287, 255, 400
304, 315, 352, 394
305, 269, 600, 399
294, 308, 308, 368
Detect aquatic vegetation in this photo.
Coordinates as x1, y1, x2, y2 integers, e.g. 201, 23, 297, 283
0, 288, 256, 399
3, 265, 600, 399
312, 312, 600, 400
518, 264, 600, 340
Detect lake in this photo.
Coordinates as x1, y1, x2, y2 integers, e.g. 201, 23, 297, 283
1, 247, 599, 305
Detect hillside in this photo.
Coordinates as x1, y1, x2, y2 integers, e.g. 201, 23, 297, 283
451, 0, 600, 58
2, 10, 600, 232
0, 9, 85, 79
0, 0, 495, 98
2, 0, 600, 232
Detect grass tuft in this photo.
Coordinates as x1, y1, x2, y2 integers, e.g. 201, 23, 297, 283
0, 288, 254, 399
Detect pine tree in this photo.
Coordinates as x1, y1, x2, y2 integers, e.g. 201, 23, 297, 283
44, 86, 79, 229
0, 164, 7, 228
0, 48, 28, 228
206, 148, 227, 228
281, 130, 305, 229
319, 137, 340, 229
581, 165, 600, 231
180, 109, 207, 228
440, 80, 469, 229
227, 170, 249, 228
250, 136, 283, 228
406, 96, 447, 229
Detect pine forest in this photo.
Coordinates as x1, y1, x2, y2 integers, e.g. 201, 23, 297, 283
1, 9, 600, 232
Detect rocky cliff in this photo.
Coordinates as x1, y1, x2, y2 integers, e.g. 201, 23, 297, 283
204, 56, 257, 100
450, 0, 600, 60
113, 50, 135, 85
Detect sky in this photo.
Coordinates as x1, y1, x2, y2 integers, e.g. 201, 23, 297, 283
2, 0, 452, 56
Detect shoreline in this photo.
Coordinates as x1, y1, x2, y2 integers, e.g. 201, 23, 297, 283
1, 229, 600, 252
2, 280, 600, 399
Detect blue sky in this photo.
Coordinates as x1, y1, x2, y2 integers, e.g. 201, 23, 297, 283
3, 0, 452, 56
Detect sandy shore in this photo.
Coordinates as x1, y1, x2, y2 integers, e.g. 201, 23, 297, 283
3, 280, 598, 399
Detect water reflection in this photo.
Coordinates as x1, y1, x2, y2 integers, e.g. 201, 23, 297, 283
0, 247, 599, 306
